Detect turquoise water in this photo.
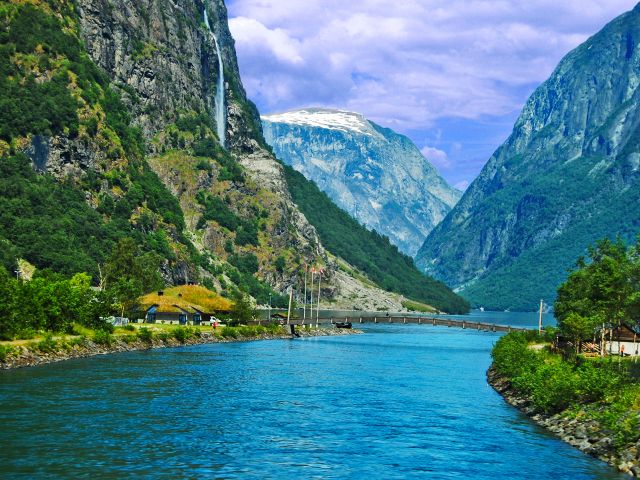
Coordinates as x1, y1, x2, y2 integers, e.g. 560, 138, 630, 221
0, 324, 624, 479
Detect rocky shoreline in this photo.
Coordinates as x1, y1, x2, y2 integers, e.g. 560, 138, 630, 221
0, 327, 362, 371
487, 365, 640, 477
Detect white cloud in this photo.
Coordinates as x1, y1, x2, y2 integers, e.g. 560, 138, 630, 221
227, 0, 637, 187
227, 0, 636, 131
228, 17, 304, 65
421, 146, 451, 170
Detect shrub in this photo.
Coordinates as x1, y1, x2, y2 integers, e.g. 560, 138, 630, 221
16, 328, 37, 340
173, 327, 190, 343
122, 324, 136, 332
92, 330, 114, 346
156, 332, 171, 343
237, 326, 257, 337
220, 326, 238, 339
72, 323, 94, 337
265, 323, 282, 334
137, 327, 154, 343
121, 334, 137, 344
0, 344, 14, 362
37, 333, 58, 353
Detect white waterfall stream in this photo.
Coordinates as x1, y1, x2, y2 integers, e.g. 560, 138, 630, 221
204, 8, 226, 148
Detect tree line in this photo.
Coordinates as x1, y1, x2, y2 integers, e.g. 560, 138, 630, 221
555, 236, 640, 348
0, 238, 163, 340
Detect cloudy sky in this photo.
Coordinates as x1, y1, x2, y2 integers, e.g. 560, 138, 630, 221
226, 1, 637, 190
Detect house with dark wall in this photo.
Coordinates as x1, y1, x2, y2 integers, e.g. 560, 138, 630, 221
139, 285, 232, 325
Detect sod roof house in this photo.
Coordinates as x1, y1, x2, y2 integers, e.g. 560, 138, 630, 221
139, 285, 232, 325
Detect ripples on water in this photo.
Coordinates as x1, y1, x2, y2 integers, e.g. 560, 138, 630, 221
0, 324, 625, 479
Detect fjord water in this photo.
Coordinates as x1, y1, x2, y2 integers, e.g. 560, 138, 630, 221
0, 325, 624, 479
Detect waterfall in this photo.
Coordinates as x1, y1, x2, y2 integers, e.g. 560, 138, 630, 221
204, 7, 226, 149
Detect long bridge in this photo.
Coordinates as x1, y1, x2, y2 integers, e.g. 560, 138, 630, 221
250, 315, 529, 334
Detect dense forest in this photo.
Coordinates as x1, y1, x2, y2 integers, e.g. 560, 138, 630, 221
282, 164, 469, 314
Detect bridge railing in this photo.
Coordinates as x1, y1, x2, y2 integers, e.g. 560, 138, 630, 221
250, 316, 529, 333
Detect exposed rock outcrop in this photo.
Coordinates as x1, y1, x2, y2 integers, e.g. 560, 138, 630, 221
416, 5, 640, 310
74, 0, 344, 300
263, 108, 461, 256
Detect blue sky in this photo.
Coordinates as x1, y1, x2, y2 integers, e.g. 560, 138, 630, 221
226, 0, 638, 190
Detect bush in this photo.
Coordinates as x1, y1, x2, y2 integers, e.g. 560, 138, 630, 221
156, 332, 171, 342
220, 326, 238, 339
0, 344, 14, 362
92, 329, 114, 346
16, 328, 37, 340
137, 327, 154, 343
265, 322, 283, 334
512, 360, 580, 413
173, 326, 190, 343
122, 324, 136, 332
492, 331, 637, 415
237, 326, 257, 337
491, 332, 542, 379
37, 333, 58, 353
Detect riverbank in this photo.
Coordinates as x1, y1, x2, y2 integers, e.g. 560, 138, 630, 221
0, 325, 362, 370
488, 365, 640, 477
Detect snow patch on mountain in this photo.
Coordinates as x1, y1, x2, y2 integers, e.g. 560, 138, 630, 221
262, 108, 378, 136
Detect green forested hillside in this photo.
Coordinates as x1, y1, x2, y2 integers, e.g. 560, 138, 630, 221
283, 165, 469, 314
0, 1, 194, 280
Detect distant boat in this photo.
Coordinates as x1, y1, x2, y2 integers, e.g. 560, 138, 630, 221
479, 306, 485, 312
335, 321, 352, 329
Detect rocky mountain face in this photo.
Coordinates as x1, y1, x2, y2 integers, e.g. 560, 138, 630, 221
415, 4, 640, 310
68, 0, 334, 301
262, 109, 461, 256
0, 0, 466, 311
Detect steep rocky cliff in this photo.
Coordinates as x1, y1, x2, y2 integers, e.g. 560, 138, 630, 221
262, 109, 461, 256
70, 0, 334, 301
0, 0, 467, 311
416, 4, 640, 310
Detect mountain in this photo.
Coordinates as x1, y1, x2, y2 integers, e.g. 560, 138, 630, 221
262, 109, 461, 256
415, 4, 640, 311
0, 0, 467, 313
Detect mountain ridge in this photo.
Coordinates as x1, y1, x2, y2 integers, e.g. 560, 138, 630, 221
0, 0, 468, 313
415, 4, 640, 310
262, 107, 461, 256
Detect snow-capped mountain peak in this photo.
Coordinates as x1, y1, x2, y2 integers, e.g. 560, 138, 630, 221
261, 108, 376, 136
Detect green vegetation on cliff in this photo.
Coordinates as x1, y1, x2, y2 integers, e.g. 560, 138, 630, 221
282, 165, 469, 314
0, 1, 194, 280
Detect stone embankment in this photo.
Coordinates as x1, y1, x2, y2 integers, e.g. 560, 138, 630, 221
487, 366, 640, 477
1, 328, 361, 371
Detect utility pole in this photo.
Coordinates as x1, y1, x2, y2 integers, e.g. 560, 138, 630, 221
316, 268, 322, 324
268, 293, 272, 324
538, 299, 543, 335
286, 287, 293, 325
303, 266, 307, 322
309, 268, 315, 322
